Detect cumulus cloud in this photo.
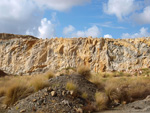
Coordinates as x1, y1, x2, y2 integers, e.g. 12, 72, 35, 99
38, 18, 55, 38
0, 0, 90, 37
0, 0, 41, 35
63, 25, 101, 38
63, 25, 75, 36
104, 34, 113, 38
131, 6, 150, 24
121, 27, 150, 38
103, 0, 150, 25
33, 0, 91, 11
103, 0, 137, 20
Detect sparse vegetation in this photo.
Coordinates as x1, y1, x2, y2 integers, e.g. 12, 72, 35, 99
29, 76, 49, 91
66, 81, 77, 91
95, 92, 108, 111
3, 83, 33, 106
0, 71, 55, 106
1, 67, 150, 112
0, 87, 6, 97
77, 65, 91, 79
44, 70, 55, 79
98, 71, 131, 78
88, 70, 150, 111
81, 92, 88, 99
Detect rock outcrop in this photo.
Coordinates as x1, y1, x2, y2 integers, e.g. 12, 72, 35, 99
0, 33, 150, 75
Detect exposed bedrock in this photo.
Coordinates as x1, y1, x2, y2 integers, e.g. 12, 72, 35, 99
0, 33, 150, 75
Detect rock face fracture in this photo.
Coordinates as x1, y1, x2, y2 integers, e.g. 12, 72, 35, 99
0, 33, 150, 75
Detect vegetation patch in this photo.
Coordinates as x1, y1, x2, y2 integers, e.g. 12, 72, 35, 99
77, 65, 91, 79
66, 81, 77, 91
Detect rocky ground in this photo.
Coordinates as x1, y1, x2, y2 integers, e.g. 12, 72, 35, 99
1, 74, 150, 113
1, 75, 97, 113
100, 96, 150, 113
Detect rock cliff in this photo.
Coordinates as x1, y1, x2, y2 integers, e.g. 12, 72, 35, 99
0, 33, 150, 75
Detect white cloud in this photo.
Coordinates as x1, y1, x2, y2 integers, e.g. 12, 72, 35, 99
103, 0, 137, 20
0, 0, 90, 37
63, 25, 75, 36
33, 0, 90, 11
104, 34, 113, 38
0, 0, 42, 35
121, 27, 150, 38
63, 25, 101, 38
132, 6, 150, 24
103, 0, 150, 25
0, 0, 37, 21
37, 18, 55, 38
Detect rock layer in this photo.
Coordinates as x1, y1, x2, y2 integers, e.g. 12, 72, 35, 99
0, 33, 150, 75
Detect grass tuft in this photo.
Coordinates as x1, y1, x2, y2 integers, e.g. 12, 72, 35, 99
66, 81, 77, 91
81, 92, 88, 99
3, 83, 34, 105
77, 65, 91, 79
44, 70, 55, 79
95, 92, 108, 111
0, 87, 6, 97
30, 76, 49, 91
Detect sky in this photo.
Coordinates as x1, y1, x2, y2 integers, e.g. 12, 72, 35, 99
0, 0, 150, 39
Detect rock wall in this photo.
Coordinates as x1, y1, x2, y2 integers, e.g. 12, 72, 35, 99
0, 33, 150, 75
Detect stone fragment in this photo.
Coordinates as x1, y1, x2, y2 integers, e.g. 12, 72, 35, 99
62, 91, 66, 96
51, 91, 56, 97
33, 99, 37, 102
47, 87, 53, 92
44, 93, 48, 96
75, 108, 83, 113
20, 109, 26, 112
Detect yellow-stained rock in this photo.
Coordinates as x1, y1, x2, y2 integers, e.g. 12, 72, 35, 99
0, 33, 150, 75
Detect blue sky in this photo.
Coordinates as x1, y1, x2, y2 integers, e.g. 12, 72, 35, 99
0, 0, 150, 39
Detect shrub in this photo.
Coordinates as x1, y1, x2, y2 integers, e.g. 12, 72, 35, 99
66, 81, 77, 91
105, 78, 129, 104
77, 65, 91, 79
3, 83, 33, 105
81, 92, 88, 99
45, 70, 55, 79
95, 92, 108, 111
127, 77, 150, 100
89, 75, 105, 90
0, 87, 6, 97
30, 76, 49, 91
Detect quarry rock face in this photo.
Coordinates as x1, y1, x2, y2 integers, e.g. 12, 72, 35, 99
0, 33, 150, 75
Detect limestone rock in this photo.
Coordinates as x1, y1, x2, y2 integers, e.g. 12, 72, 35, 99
1, 33, 150, 75
20, 109, 26, 112
51, 91, 56, 97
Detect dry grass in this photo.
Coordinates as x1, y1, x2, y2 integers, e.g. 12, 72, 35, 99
98, 71, 131, 78
0, 87, 6, 97
88, 70, 150, 111
89, 74, 105, 90
104, 78, 129, 103
77, 65, 91, 79
81, 92, 88, 99
29, 75, 49, 91
104, 77, 150, 104
139, 68, 150, 76
44, 70, 55, 79
0, 71, 55, 106
3, 83, 34, 106
66, 81, 77, 91
95, 92, 108, 111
